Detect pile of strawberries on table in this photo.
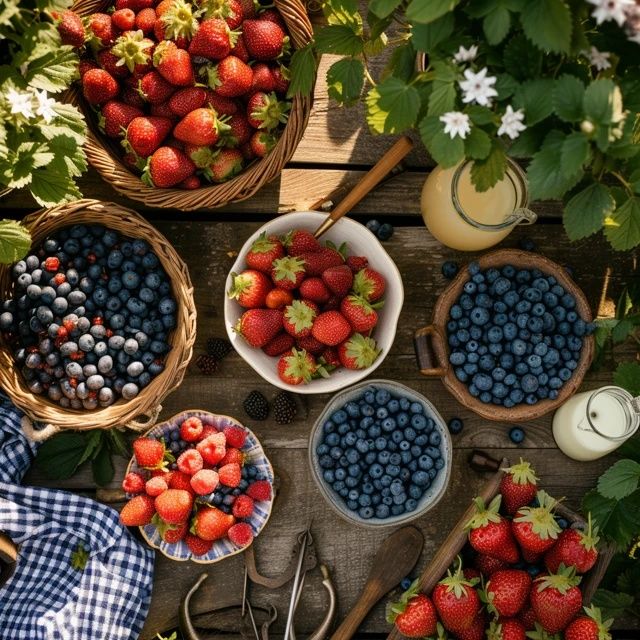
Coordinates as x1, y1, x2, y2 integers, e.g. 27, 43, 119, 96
54, 0, 293, 188
388, 460, 613, 640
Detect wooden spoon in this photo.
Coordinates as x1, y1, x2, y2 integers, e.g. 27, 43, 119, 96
313, 135, 414, 239
330, 526, 424, 640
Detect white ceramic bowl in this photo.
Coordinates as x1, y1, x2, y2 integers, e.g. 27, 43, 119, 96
224, 211, 404, 394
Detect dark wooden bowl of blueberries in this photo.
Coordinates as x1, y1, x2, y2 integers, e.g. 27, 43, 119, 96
414, 249, 595, 422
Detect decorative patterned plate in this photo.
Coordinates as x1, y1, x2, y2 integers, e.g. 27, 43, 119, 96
126, 410, 275, 563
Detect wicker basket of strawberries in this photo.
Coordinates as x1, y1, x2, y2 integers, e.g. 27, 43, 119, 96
59, 0, 313, 209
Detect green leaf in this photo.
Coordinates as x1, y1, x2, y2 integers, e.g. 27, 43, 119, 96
563, 183, 615, 241
583, 488, 640, 549
584, 79, 624, 126
591, 589, 635, 619
385, 43, 417, 83
406, 0, 460, 24
513, 79, 555, 125
108, 429, 130, 458
40, 103, 87, 145
560, 132, 590, 177
365, 77, 421, 134
614, 361, 640, 397
521, 0, 572, 54
323, 0, 361, 28
465, 127, 492, 160
35, 432, 88, 480
507, 126, 543, 158
0, 219, 31, 265
326, 58, 364, 105
597, 459, 640, 501
2, 142, 52, 189
495, 73, 519, 100
77, 430, 104, 468
314, 24, 363, 55
48, 134, 87, 178
612, 318, 634, 344
25, 47, 78, 93
619, 437, 640, 464
30, 166, 81, 207
483, 6, 511, 45
553, 74, 585, 122
411, 13, 454, 52
470, 142, 507, 191
369, 0, 402, 18
419, 115, 465, 168
91, 442, 115, 487
527, 130, 582, 200
466, 105, 495, 126
427, 80, 456, 117
287, 45, 317, 98
604, 196, 640, 251
503, 34, 542, 81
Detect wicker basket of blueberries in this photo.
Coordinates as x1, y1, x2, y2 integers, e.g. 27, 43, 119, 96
0, 199, 197, 434
414, 249, 595, 422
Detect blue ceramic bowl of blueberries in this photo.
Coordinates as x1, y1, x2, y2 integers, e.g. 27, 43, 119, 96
309, 380, 452, 528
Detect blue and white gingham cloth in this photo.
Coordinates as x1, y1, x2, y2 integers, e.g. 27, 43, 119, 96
0, 393, 155, 640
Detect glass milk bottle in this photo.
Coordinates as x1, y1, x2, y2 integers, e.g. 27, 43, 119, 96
421, 159, 537, 251
552, 386, 640, 461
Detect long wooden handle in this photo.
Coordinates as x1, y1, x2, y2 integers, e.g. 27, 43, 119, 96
314, 135, 414, 238
331, 588, 381, 640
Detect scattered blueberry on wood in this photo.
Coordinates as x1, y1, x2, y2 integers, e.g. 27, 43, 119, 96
441, 261, 459, 280
448, 417, 463, 434
509, 427, 525, 444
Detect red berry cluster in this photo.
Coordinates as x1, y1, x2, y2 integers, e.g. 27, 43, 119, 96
120, 416, 272, 555
58, 0, 293, 189
388, 460, 608, 640
230, 228, 388, 385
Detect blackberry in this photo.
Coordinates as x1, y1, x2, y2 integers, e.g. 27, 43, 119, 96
273, 391, 296, 425
243, 390, 269, 421
196, 354, 217, 375
207, 337, 232, 361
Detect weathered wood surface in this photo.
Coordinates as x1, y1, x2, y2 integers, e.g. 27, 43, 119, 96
16, 222, 636, 638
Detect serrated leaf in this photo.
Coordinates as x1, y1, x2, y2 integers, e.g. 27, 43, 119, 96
30, 166, 81, 207
427, 80, 456, 117
582, 488, 640, 549
25, 47, 78, 93
365, 77, 420, 134
326, 58, 364, 105
495, 73, 519, 100
91, 442, 114, 487
521, 0, 572, 53
385, 43, 417, 83
466, 105, 495, 126
507, 126, 543, 158
563, 182, 614, 241
314, 24, 363, 55
614, 361, 640, 396
49, 134, 88, 178
553, 74, 585, 122
465, 127, 491, 160
77, 430, 104, 468
369, 0, 402, 18
560, 132, 590, 177
503, 34, 542, 81
406, 0, 460, 24
470, 142, 507, 191
419, 115, 465, 168
612, 318, 634, 344
584, 79, 624, 126
323, 0, 361, 29
40, 103, 87, 145
604, 196, 640, 251
591, 589, 635, 619
411, 13, 454, 53
597, 460, 640, 501
35, 432, 88, 480
483, 6, 510, 45
513, 79, 555, 125
288, 45, 317, 98
0, 219, 31, 264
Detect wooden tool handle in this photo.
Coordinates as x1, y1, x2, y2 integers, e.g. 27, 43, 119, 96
331, 593, 380, 640
314, 135, 414, 238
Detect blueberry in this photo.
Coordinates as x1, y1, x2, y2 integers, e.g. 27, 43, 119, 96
375, 504, 390, 518
448, 417, 463, 434
332, 409, 348, 424
365, 219, 381, 233
377, 223, 394, 241
441, 261, 459, 279
509, 426, 525, 444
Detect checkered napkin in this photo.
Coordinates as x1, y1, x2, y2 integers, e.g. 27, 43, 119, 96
0, 393, 155, 640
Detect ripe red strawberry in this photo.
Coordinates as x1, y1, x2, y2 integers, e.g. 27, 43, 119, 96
353, 267, 386, 302
338, 332, 380, 369
320, 346, 340, 368
150, 101, 178, 119
258, 8, 286, 28
79, 59, 99, 78
209, 148, 244, 181
473, 553, 508, 576
564, 605, 612, 640
544, 514, 599, 574
193, 506, 235, 541
122, 85, 147, 108
518, 606, 537, 631
283, 300, 318, 338
155, 489, 193, 524
184, 143, 217, 168
135, 7, 157, 33
219, 447, 245, 467
97, 49, 130, 79
199, 0, 243, 27
112, 8, 135, 30
52, 9, 85, 47
321, 264, 353, 297
168, 87, 208, 116
346, 255, 368, 273
299, 277, 330, 303
185, 533, 213, 556
228, 522, 254, 546
251, 62, 277, 92
120, 494, 156, 526
297, 334, 325, 356
270, 64, 290, 94
82, 69, 119, 105
487, 619, 526, 640
432, 563, 481, 633
235, 308, 283, 347
500, 459, 539, 515
277, 348, 324, 385
145, 475, 168, 496
230, 32, 250, 61
143, 146, 196, 188
284, 229, 320, 255
483, 569, 531, 618
530, 566, 583, 633
196, 433, 226, 465
205, 91, 240, 115
223, 424, 246, 448
232, 494, 254, 518
247, 479, 272, 501
512, 490, 562, 556
138, 70, 176, 103
249, 130, 277, 157
124, 116, 173, 157
247, 91, 289, 129
456, 613, 487, 640
243, 19, 286, 60
190, 469, 219, 495
209, 55, 253, 97
189, 18, 232, 60
122, 471, 146, 494
153, 41, 194, 86
133, 436, 172, 469
223, 113, 253, 147
386, 582, 437, 638
169, 470, 196, 494
271, 255, 306, 290
228, 269, 272, 308
161, 520, 188, 543
180, 174, 201, 190
100, 100, 143, 138
156, 0, 198, 43
340, 295, 378, 333
262, 331, 295, 356
312, 310, 352, 346
89, 13, 116, 46
247, 232, 285, 273
465, 495, 520, 564
299, 247, 344, 276
180, 416, 203, 442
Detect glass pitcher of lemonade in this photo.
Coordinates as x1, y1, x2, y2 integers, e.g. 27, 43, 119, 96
552, 386, 640, 461
421, 159, 537, 251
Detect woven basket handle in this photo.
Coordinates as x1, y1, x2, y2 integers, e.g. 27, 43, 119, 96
124, 405, 163, 431
21, 416, 60, 443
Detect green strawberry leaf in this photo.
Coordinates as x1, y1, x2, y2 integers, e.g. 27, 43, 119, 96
597, 459, 640, 501
560, 132, 591, 178
520, 0, 572, 54
30, 166, 82, 207
366, 77, 421, 134
314, 24, 363, 55
604, 196, 640, 251
24, 46, 78, 93
470, 142, 507, 192
326, 57, 364, 105
591, 589, 635, 619
0, 219, 31, 265
563, 182, 615, 241
406, 0, 460, 23
91, 441, 115, 487
582, 488, 640, 549
513, 78, 555, 125
465, 126, 492, 160
613, 361, 640, 397
584, 79, 624, 126
369, 0, 402, 18
411, 13, 454, 53
483, 5, 511, 45
419, 114, 465, 168
35, 432, 88, 480
553, 74, 585, 122
288, 45, 317, 98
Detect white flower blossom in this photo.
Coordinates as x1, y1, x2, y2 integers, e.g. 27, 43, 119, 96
453, 45, 478, 64
585, 46, 612, 70
439, 111, 471, 140
587, 0, 634, 26
6, 88, 34, 120
459, 67, 498, 107
34, 89, 57, 123
498, 105, 527, 140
